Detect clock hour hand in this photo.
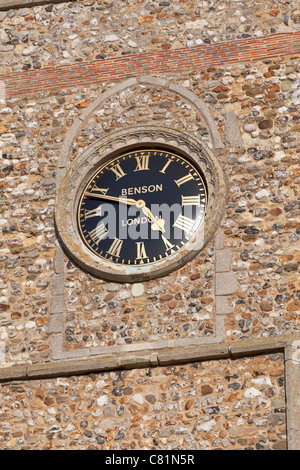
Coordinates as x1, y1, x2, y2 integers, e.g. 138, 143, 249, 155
139, 203, 166, 234
85, 193, 166, 233
85, 192, 137, 206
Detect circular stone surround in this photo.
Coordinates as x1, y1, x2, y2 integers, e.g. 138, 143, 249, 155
55, 125, 226, 282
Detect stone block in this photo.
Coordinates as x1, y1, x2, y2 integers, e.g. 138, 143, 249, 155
119, 353, 158, 369
26, 357, 118, 380
215, 249, 232, 272
287, 429, 300, 451
0, 0, 46, 9
214, 229, 225, 250
285, 342, 300, 449
50, 294, 65, 314
229, 337, 287, 358
51, 274, 64, 296
215, 315, 226, 341
158, 344, 229, 365
0, 365, 27, 382
139, 75, 168, 87
215, 272, 237, 296
216, 295, 233, 314
54, 247, 65, 274
224, 110, 244, 148
48, 314, 64, 334
51, 334, 63, 360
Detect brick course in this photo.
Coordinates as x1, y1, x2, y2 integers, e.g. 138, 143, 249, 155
1, 32, 300, 97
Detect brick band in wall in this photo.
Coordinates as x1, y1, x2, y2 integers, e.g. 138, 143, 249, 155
1, 32, 300, 97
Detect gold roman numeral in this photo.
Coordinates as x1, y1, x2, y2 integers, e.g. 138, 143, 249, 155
173, 214, 195, 233
160, 159, 172, 174
90, 187, 109, 195
110, 163, 126, 180
134, 154, 150, 171
136, 242, 148, 259
162, 236, 175, 251
174, 173, 194, 187
181, 195, 201, 206
84, 205, 102, 220
89, 222, 108, 244
107, 238, 123, 257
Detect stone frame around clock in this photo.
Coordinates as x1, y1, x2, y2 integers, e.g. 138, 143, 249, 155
55, 125, 226, 282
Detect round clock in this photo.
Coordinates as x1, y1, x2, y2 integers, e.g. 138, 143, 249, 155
77, 149, 207, 267
55, 125, 226, 282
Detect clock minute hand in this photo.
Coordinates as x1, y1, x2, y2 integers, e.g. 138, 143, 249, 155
85, 192, 137, 206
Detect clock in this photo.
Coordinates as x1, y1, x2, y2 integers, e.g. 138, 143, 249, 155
77, 149, 207, 268
56, 125, 225, 282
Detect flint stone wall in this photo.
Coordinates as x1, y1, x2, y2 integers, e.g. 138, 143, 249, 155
0, 0, 299, 451
0, 353, 286, 450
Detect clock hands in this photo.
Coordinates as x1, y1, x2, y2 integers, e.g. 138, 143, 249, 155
138, 203, 166, 234
85, 192, 137, 206
85, 192, 166, 233
136, 203, 165, 234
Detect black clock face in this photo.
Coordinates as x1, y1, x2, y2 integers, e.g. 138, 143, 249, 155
77, 149, 207, 266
